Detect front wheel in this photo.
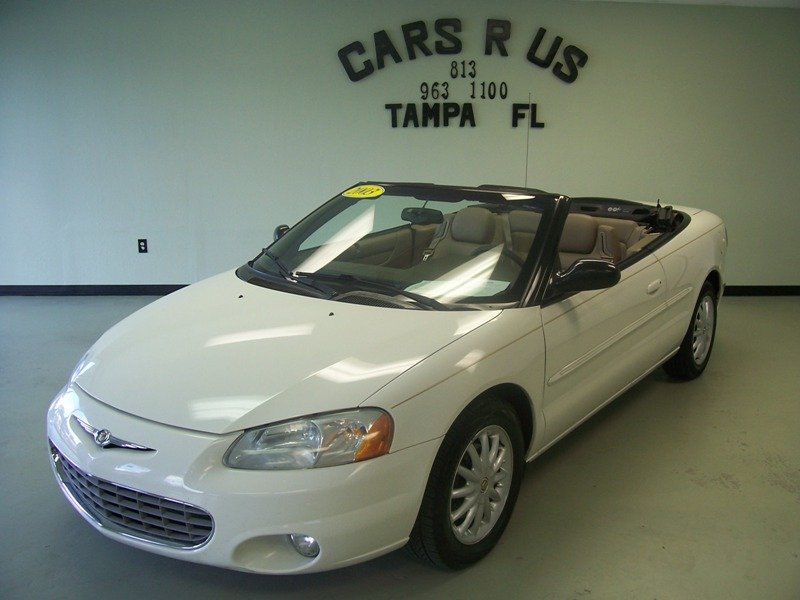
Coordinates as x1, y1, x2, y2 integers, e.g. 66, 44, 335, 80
406, 397, 524, 569
663, 281, 718, 380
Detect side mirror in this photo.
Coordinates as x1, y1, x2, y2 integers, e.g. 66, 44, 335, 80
273, 224, 290, 241
549, 259, 621, 297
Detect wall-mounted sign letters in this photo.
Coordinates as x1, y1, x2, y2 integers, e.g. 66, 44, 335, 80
337, 18, 588, 129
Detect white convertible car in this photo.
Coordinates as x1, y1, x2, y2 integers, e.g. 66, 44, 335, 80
47, 182, 726, 573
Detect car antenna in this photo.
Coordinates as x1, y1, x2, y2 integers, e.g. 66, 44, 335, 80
524, 92, 531, 188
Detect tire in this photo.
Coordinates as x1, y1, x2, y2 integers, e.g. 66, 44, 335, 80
663, 281, 717, 380
406, 396, 525, 569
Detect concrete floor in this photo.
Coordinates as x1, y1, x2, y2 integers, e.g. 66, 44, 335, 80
1, 295, 798, 599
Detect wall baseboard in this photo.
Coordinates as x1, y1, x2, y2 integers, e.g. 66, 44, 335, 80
0, 285, 188, 296
1, 284, 798, 297
724, 285, 799, 296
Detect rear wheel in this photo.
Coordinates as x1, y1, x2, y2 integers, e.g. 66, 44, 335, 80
407, 397, 524, 569
663, 281, 717, 380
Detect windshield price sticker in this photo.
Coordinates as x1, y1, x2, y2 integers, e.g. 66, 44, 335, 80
342, 185, 386, 199
337, 18, 588, 129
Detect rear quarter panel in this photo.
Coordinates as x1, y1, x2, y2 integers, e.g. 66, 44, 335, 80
654, 208, 727, 349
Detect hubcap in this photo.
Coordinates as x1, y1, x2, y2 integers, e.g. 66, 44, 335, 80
449, 425, 513, 545
692, 295, 715, 366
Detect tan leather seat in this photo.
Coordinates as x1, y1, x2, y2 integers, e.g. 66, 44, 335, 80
430, 207, 500, 261
508, 210, 541, 258
559, 214, 622, 270
593, 216, 652, 259
559, 214, 597, 269
595, 217, 647, 248
596, 225, 623, 262
626, 232, 661, 256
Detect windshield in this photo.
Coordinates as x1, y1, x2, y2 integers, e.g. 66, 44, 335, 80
241, 183, 555, 310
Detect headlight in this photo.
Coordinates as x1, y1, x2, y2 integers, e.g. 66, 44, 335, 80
224, 408, 393, 470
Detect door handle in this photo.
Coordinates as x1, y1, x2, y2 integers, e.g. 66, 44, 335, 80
647, 279, 663, 295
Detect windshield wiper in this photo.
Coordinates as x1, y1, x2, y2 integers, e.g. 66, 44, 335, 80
262, 250, 293, 279
294, 271, 450, 311
258, 252, 336, 297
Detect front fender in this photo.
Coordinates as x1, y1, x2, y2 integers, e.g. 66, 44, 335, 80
366, 308, 547, 458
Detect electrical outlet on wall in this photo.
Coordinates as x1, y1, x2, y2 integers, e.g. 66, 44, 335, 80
138, 239, 148, 253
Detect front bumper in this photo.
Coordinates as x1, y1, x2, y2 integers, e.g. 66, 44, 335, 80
46, 385, 438, 573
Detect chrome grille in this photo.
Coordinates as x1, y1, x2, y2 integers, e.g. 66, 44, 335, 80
51, 445, 213, 548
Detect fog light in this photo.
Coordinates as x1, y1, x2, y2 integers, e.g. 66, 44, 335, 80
289, 534, 320, 558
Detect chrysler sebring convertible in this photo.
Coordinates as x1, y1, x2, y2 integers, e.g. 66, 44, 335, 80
47, 182, 726, 573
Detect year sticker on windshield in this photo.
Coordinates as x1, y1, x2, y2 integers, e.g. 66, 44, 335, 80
342, 185, 385, 199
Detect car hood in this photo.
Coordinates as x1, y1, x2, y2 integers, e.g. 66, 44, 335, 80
73, 271, 500, 434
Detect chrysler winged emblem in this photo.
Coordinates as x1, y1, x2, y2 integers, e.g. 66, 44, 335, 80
93, 428, 112, 447
73, 415, 154, 451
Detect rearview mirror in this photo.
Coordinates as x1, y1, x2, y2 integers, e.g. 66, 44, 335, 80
274, 224, 290, 241
549, 259, 621, 297
401, 207, 444, 225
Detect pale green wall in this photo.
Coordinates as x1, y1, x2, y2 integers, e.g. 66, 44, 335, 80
1, 0, 798, 285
